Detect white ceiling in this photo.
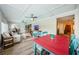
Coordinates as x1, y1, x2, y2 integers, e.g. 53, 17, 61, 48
0, 4, 77, 23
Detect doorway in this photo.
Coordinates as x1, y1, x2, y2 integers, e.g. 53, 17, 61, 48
25, 24, 32, 35
57, 15, 74, 37
64, 25, 71, 37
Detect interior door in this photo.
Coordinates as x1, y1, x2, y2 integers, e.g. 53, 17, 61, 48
57, 15, 74, 37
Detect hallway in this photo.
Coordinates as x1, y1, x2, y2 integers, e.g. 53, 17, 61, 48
0, 37, 34, 55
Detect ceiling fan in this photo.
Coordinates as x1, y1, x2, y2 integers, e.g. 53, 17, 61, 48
22, 14, 38, 24
25, 14, 38, 21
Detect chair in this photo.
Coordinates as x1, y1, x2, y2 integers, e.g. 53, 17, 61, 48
70, 37, 79, 55
70, 41, 75, 55
32, 31, 38, 38
11, 32, 21, 43
1, 32, 14, 49
69, 34, 75, 55
32, 31, 43, 55
71, 34, 75, 42
22, 32, 31, 39
43, 31, 48, 36
77, 46, 79, 55
50, 34, 55, 39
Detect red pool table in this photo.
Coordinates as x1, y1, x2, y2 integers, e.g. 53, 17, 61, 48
33, 34, 69, 55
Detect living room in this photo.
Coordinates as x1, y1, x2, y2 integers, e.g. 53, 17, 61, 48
0, 4, 79, 55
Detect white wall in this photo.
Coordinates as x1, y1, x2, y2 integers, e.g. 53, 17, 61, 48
1, 12, 9, 33
36, 17, 56, 34
15, 23, 25, 33
0, 10, 9, 47
54, 9, 79, 37
0, 11, 1, 46
34, 8, 79, 37
74, 9, 79, 37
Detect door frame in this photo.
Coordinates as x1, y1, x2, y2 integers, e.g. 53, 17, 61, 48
56, 15, 75, 35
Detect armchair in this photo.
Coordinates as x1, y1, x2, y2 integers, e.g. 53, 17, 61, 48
1, 32, 14, 49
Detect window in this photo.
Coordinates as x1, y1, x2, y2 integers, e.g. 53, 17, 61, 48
1, 22, 8, 33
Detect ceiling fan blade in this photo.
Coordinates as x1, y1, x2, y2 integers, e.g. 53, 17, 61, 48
25, 16, 38, 18
25, 14, 38, 19
25, 16, 31, 18
33, 16, 38, 18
